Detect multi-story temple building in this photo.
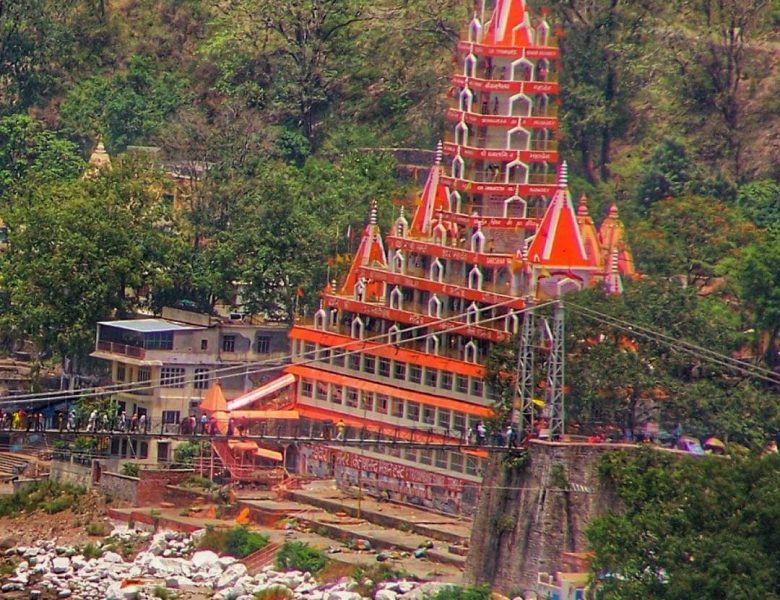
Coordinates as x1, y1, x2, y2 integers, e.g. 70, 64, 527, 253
228, 0, 634, 514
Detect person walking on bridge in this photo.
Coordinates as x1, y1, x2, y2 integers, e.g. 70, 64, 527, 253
199, 413, 208, 435
336, 419, 346, 441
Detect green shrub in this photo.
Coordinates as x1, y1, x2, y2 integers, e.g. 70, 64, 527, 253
275, 541, 328, 574
86, 521, 109, 536
121, 463, 140, 477
80, 543, 103, 560
428, 585, 492, 600
183, 475, 215, 490
152, 586, 175, 599
198, 525, 269, 559
173, 441, 209, 468
0, 480, 85, 517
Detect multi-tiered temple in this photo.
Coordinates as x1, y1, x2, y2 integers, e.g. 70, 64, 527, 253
232, 0, 634, 515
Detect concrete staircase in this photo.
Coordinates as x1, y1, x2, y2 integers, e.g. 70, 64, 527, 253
0, 452, 31, 481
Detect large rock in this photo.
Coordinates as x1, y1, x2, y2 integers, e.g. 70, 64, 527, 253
102, 551, 123, 564
165, 576, 194, 589
375, 590, 397, 600
218, 556, 237, 568
52, 557, 71, 574
327, 592, 362, 600
216, 562, 249, 589
191, 550, 220, 570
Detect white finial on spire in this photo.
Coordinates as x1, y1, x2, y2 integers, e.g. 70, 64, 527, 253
369, 200, 378, 226
435, 140, 443, 165
558, 161, 568, 188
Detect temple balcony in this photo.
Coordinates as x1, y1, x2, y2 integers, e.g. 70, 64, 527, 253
447, 98, 558, 118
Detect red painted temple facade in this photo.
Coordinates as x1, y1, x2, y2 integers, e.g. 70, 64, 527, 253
234, 0, 634, 514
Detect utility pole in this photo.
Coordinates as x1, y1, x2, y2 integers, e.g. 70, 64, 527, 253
512, 299, 536, 435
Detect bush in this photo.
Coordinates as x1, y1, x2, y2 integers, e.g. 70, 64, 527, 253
428, 586, 492, 600
173, 441, 209, 468
80, 543, 103, 560
275, 541, 328, 574
0, 480, 85, 517
198, 525, 269, 559
152, 586, 175, 599
183, 475, 215, 490
86, 521, 109, 536
121, 463, 140, 477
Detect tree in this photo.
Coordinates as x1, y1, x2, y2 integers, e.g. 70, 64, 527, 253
546, 0, 653, 182
631, 194, 755, 283
663, 0, 772, 176
588, 450, 780, 599
0, 114, 84, 197
736, 179, 780, 228
728, 226, 780, 366
0, 156, 182, 366
634, 139, 693, 211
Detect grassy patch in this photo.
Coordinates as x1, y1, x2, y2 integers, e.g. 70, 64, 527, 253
198, 525, 269, 558
428, 585, 492, 600
254, 585, 294, 600
121, 463, 140, 477
182, 475, 215, 490
0, 480, 85, 517
80, 542, 104, 560
86, 521, 109, 536
352, 563, 415, 594
275, 541, 328, 574
152, 586, 176, 599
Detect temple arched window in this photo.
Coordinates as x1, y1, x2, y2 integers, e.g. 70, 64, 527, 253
535, 59, 549, 82
509, 94, 532, 118
451, 155, 465, 179
504, 195, 527, 218
536, 21, 550, 46
464, 54, 477, 78
468, 265, 483, 290
512, 58, 534, 82
468, 17, 482, 43
329, 309, 338, 328
464, 340, 478, 363
449, 190, 461, 213
505, 160, 529, 184
466, 302, 480, 325
314, 308, 328, 330
428, 294, 443, 318
426, 333, 440, 355
455, 121, 469, 145
459, 88, 473, 113
433, 223, 448, 246
471, 227, 486, 253
536, 94, 549, 117
507, 127, 530, 151
388, 324, 402, 345
392, 249, 405, 274
389, 286, 403, 310
351, 316, 365, 340
430, 258, 445, 282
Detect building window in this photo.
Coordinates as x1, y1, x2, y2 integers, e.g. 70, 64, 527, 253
391, 398, 404, 418
441, 371, 453, 390
222, 335, 236, 352
138, 367, 151, 383
161, 367, 186, 388
453, 413, 466, 435
116, 364, 126, 382
162, 410, 180, 424
394, 361, 407, 380
379, 358, 391, 377
471, 380, 484, 397
200, 339, 208, 350
349, 353, 361, 370
419, 449, 432, 465
303, 342, 316, 357
332, 351, 345, 367
346, 388, 359, 408
360, 391, 374, 412
376, 394, 389, 414
256, 335, 270, 353
425, 368, 438, 387
466, 456, 479, 476
406, 401, 420, 422
301, 379, 313, 397
422, 405, 435, 425
364, 355, 376, 374
317, 382, 330, 402
194, 368, 210, 390
450, 452, 464, 472
410, 364, 422, 384
456, 375, 469, 394
437, 409, 451, 429
405, 448, 418, 462
144, 331, 174, 350
435, 450, 448, 469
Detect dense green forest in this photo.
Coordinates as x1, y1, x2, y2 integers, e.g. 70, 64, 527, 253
0, 0, 779, 410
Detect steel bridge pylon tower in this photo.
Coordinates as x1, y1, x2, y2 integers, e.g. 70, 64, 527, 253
512, 300, 565, 440
546, 301, 565, 440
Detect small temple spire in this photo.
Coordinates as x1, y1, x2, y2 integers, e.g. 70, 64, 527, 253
604, 248, 624, 295
84, 136, 111, 178
435, 140, 443, 165
369, 200, 378, 226
577, 193, 589, 215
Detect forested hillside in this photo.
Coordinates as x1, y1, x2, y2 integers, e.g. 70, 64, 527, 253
1, 0, 780, 411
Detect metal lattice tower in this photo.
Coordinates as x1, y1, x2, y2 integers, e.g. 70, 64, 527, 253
512, 299, 536, 432
546, 301, 566, 439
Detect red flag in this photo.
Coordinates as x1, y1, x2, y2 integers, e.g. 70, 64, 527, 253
296, 287, 304, 298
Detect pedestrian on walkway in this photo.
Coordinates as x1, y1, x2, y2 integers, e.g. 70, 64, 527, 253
130, 412, 138, 432
336, 419, 347, 441
88, 409, 97, 432
476, 422, 487, 446
199, 413, 208, 435
139, 413, 147, 433
227, 417, 235, 436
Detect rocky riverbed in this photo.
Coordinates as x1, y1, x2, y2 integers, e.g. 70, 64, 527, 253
1, 527, 450, 600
